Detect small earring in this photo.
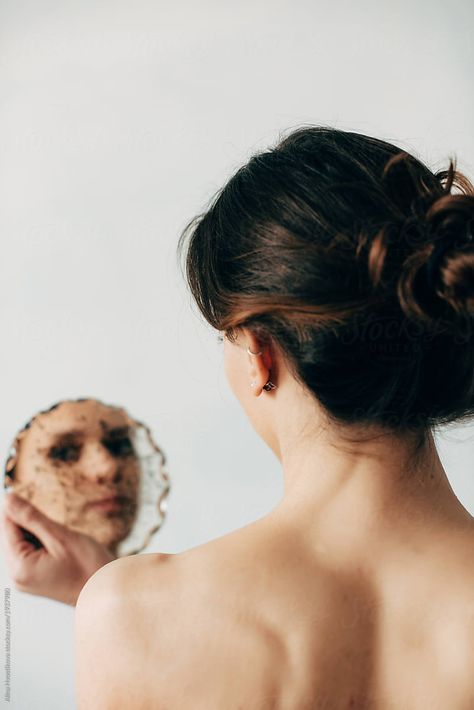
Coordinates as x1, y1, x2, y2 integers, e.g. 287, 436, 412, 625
251, 379, 276, 390
263, 368, 277, 391
247, 347, 263, 356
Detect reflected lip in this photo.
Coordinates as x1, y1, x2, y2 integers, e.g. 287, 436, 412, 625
88, 495, 131, 509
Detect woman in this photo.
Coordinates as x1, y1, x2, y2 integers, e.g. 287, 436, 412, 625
75, 126, 474, 709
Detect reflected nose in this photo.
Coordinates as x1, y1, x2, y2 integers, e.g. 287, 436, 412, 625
81, 442, 121, 484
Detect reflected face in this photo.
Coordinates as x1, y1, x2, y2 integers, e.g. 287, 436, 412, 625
8, 400, 140, 551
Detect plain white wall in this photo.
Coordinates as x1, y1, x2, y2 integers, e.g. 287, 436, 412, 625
0, 0, 473, 707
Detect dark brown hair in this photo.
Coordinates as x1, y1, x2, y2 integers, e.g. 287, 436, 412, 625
178, 126, 474, 437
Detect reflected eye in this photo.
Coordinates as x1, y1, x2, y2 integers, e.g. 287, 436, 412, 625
103, 437, 134, 458
49, 444, 81, 463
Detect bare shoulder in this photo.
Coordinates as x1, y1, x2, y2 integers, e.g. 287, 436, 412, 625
78, 550, 175, 600
75, 552, 176, 710
75, 511, 474, 709
74, 521, 322, 709
431, 520, 474, 656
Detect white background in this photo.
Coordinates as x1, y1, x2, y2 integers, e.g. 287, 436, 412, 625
0, 1, 473, 707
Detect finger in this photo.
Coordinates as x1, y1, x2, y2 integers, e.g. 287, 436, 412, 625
0, 511, 41, 560
3, 494, 66, 554
1, 509, 26, 548
0, 510, 51, 592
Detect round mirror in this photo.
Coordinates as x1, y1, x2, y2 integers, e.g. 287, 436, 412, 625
3, 398, 170, 557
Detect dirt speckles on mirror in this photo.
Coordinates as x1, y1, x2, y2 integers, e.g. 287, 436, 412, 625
3, 398, 170, 557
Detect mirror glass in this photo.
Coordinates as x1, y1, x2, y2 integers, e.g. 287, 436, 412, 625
3, 398, 170, 557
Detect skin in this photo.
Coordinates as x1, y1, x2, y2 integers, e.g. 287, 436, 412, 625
7, 400, 140, 555
1, 492, 115, 606
75, 328, 474, 709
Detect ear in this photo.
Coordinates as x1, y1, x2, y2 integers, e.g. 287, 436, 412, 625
241, 328, 273, 397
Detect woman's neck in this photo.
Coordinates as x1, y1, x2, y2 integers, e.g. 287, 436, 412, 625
269, 422, 471, 570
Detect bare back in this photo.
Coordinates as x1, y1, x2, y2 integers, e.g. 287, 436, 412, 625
118, 513, 474, 709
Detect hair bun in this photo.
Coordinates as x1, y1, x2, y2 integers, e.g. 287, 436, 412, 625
396, 160, 474, 339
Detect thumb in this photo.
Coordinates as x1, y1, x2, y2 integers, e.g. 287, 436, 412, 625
2, 493, 68, 554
